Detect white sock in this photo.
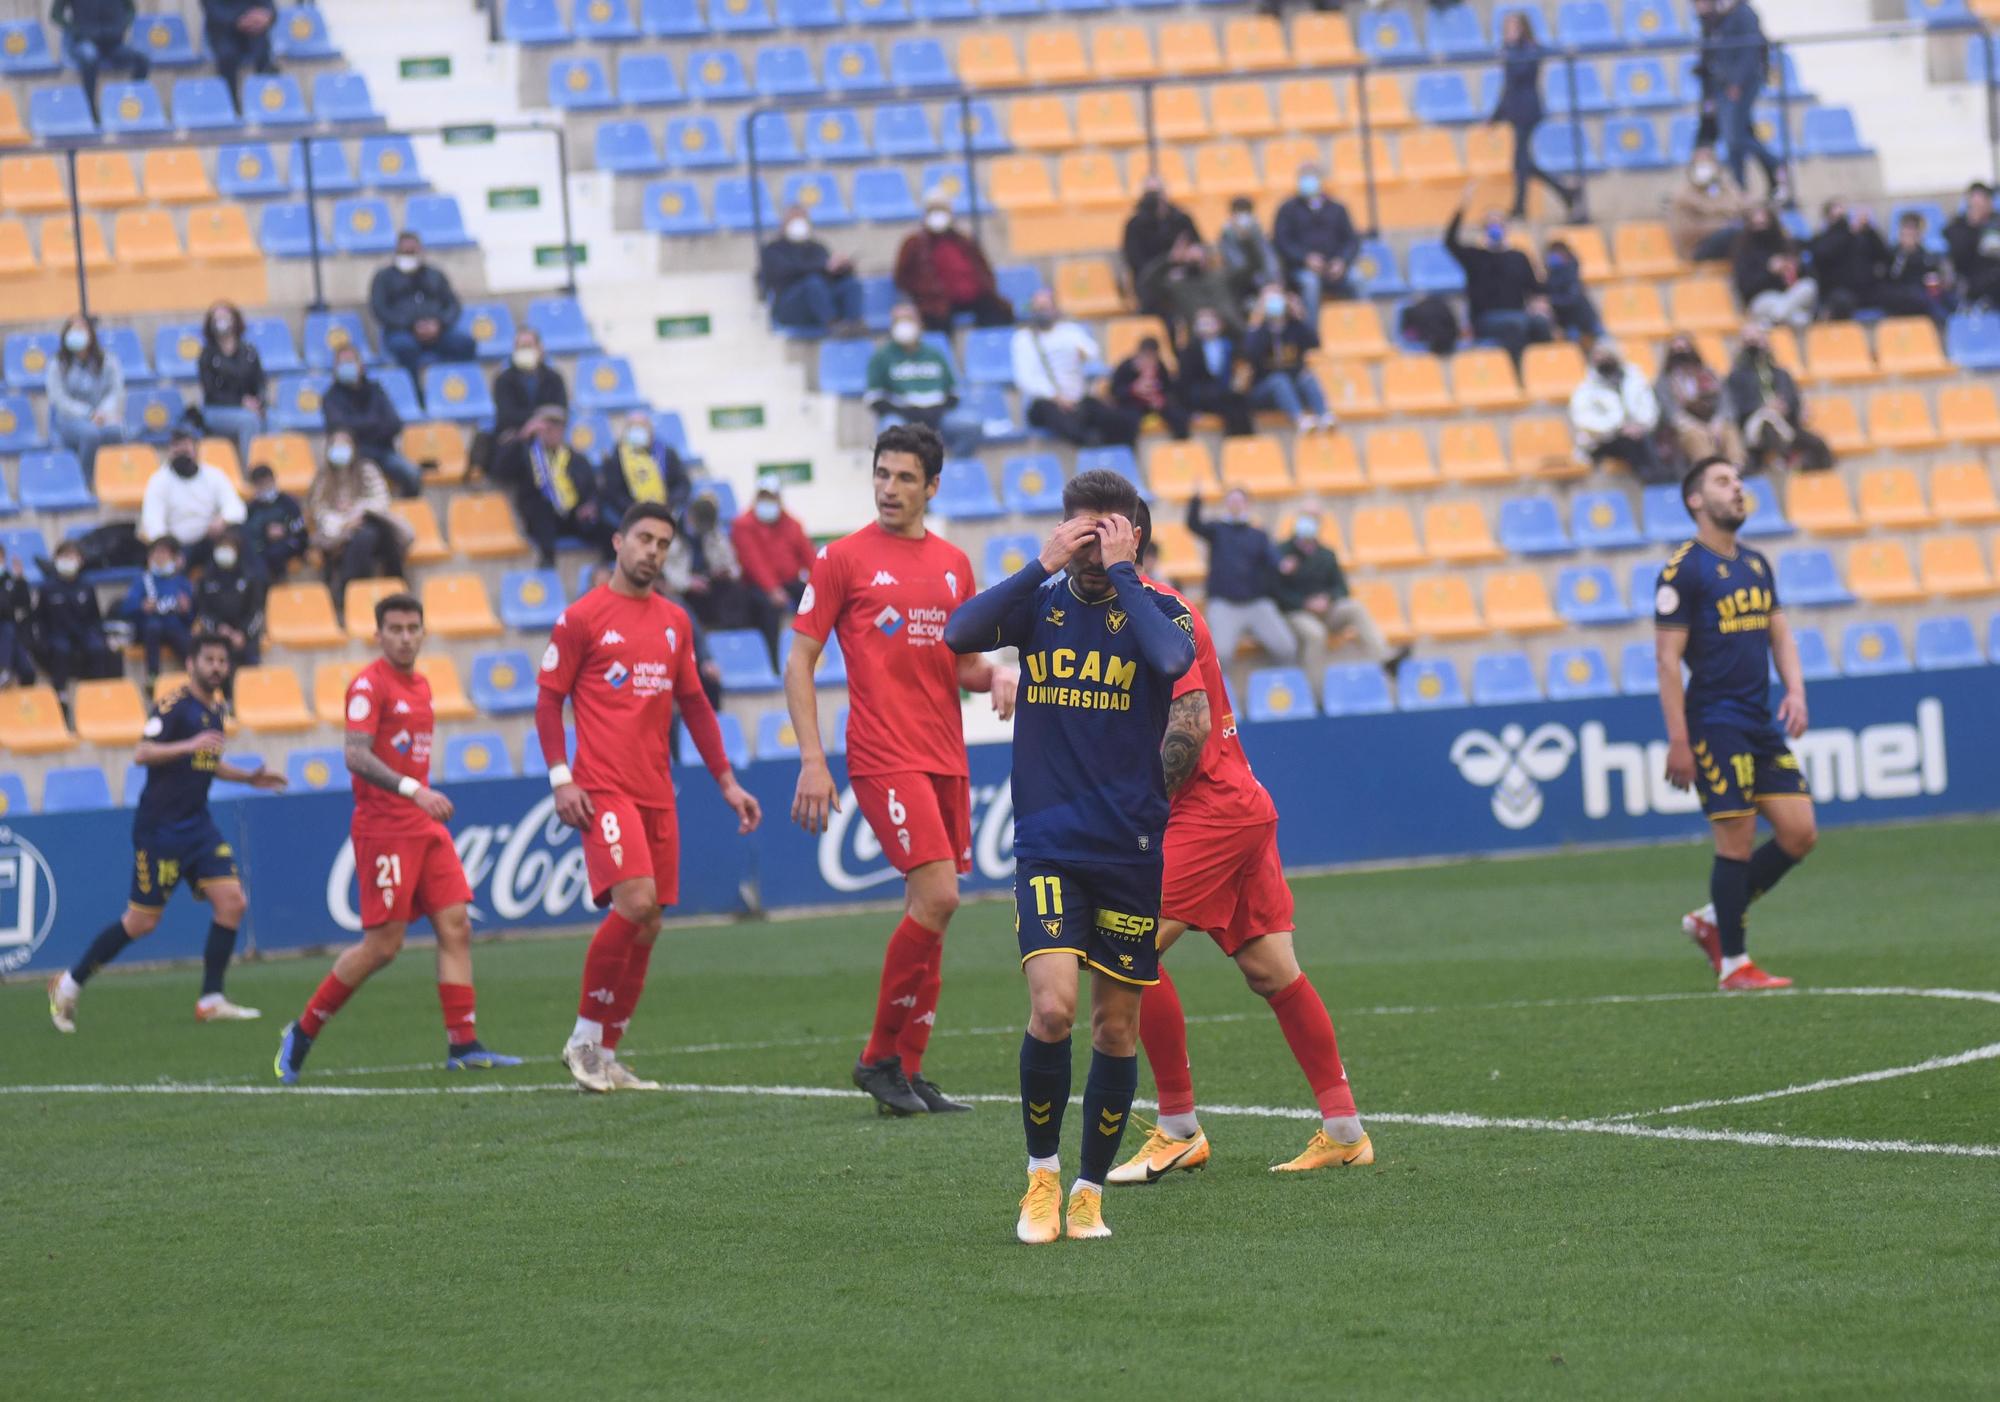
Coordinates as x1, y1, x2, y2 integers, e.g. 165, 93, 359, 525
57, 972, 81, 1002
1071, 1177, 1102, 1195
1158, 1112, 1201, 1140
1326, 1115, 1365, 1144
1027, 1154, 1060, 1176
197, 992, 224, 1008
1719, 954, 1751, 978
570, 1017, 604, 1045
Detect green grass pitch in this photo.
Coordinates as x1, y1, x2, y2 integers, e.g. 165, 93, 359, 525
4, 819, 1997, 1400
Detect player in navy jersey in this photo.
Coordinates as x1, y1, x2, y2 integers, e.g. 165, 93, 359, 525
47, 635, 285, 1033
946, 469, 1196, 1243
1655, 457, 1817, 992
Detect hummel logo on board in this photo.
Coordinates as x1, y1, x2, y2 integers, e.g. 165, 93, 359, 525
871, 571, 899, 586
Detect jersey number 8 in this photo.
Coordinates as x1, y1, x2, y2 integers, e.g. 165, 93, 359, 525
600, 811, 622, 844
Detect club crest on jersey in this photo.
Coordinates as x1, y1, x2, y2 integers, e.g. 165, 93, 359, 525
874, 605, 905, 636
945, 570, 958, 597
604, 661, 630, 689
1041, 917, 1062, 939
391, 729, 413, 754
1137, 834, 1149, 851
1045, 608, 1065, 627
1174, 613, 1194, 635
665, 627, 677, 652
1107, 608, 1127, 634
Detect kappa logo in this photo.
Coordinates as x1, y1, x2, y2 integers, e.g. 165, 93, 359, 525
1450, 724, 1578, 830
871, 570, 900, 586
587, 986, 616, 1004
600, 629, 625, 645
393, 700, 412, 715
604, 660, 630, 689
1107, 608, 1127, 634
890, 993, 918, 1009
874, 605, 905, 636
353, 676, 372, 691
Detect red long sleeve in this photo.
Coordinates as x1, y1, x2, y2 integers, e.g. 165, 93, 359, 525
534, 686, 570, 771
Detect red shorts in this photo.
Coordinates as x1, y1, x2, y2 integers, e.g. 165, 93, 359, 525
1161, 819, 1295, 957
354, 826, 472, 929
581, 792, 680, 908
851, 772, 971, 876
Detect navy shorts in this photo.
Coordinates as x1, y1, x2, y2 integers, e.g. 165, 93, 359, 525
129, 820, 240, 911
1691, 722, 1810, 820
1014, 856, 1165, 987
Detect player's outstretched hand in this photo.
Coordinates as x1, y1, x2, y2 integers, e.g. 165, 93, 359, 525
1777, 691, 1808, 739
553, 781, 594, 830
792, 756, 839, 834
416, 787, 455, 823
1096, 513, 1138, 568
722, 778, 762, 835
249, 772, 288, 792
1037, 516, 1100, 573
990, 664, 1020, 720
186, 729, 227, 755
1664, 737, 1695, 791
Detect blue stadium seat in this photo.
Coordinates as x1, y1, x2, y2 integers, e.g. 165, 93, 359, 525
710, 630, 781, 691
575, 357, 644, 414
1399, 659, 1466, 710
119, 763, 146, 807
1665, 112, 1702, 167
1603, 118, 1668, 171
499, 570, 566, 630
644, 179, 711, 235
962, 385, 1022, 442
243, 316, 303, 375
469, 651, 539, 714
304, 311, 376, 369
1048, 0, 1110, 13
1541, 63, 1611, 116
331, 197, 397, 254
1472, 651, 1543, 705
98, 326, 150, 385
0, 772, 26, 816
687, 48, 752, 103
152, 324, 204, 381
1619, 640, 1659, 694
1801, 106, 1867, 158
1405, 241, 1464, 295
779, 629, 847, 685
1547, 647, 1616, 701
373, 367, 423, 423
1842, 622, 1910, 676
1623, 0, 1690, 46
287, 138, 359, 196
1320, 663, 1394, 716
933, 459, 1003, 519
1776, 548, 1854, 606
1947, 313, 2000, 372
678, 712, 751, 769
961, 327, 1015, 387
1557, 1, 1618, 50
777, 0, 842, 24
1247, 667, 1318, 722
1427, 5, 1487, 59
441, 732, 517, 782
938, 101, 1006, 155
804, 107, 869, 162
169, 77, 239, 131
124, 388, 184, 443
655, 410, 697, 461
1641, 485, 1690, 544
29, 85, 96, 139
874, 104, 942, 158
1971, 35, 1995, 84
1555, 565, 1628, 625
1889, 201, 1949, 252
710, 0, 777, 32
984, 533, 1038, 582
528, 298, 597, 355
1498, 497, 1571, 555
1074, 446, 1145, 500
258, 201, 320, 257
825, 41, 889, 94
853, 165, 919, 222
0, 398, 43, 454
1626, 558, 1666, 616
1357, 10, 1423, 63
1792, 626, 1838, 681
3, 333, 58, 392
1532, 120, 1603, 173
890, 38, 954, 88
744, 111, 802, 165
44, 765, 120, 812
1001, 454, 1065, 514
1412, 73, 1477, 125
0, 527, 45, 583
853, 0, 915, 23
1907, 0, 1976, 28
575, 0, 642, 40
520, 723, 576, 776
270, 375, 330, 432
980, 0, 1044, 16
284, 747, 346, 792
566, 413, 612, 459
273, 6, 339, 60
313, 72, 379, 124
996, 264, 1044, 315
755, 43, 819, 99
1740, 478, 1794, 539
713, 177, 777, 233
756, 711, 803, 760
913, 0, 979, 18
1612, 57, 1676, 110
642, 0, 706, 33
784, 172, 854, 225
19, 452, 93, 512
243, 75, 310, 127
816, 339, 872, 395
422, 364, 495, 423
216, 142, 283, 198
460, 302, 518, 361
1916, 615, 1982, 669
0, 21, 57, 76
596, 120, 664, 174
1570, 491, 1643, 550
99, 81, 168, 136
665, 115, 733, 169
503, 0, 570, 41
550, 57, 615, 110
407, 195, 473, 249
617, 54, 683, 107
1351, 240, 1407, 298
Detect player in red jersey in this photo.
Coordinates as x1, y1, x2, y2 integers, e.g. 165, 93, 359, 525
275, 592, 523, 1082
786, 423, 1017, 1116
1108, 503, 1372, 1178
539, 502, 763, 1093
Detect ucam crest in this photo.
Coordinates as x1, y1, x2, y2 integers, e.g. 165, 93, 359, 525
0, 825, 58, 974
817, 783, 1015, 893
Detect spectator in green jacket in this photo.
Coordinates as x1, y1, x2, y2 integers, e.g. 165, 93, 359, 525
863, 302, 983, 457
1273, 513, 1408, 677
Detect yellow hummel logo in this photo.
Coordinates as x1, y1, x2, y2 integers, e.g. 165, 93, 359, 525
1028, 1100, 1052, 1126
1106, 607, 1127, 634
1097, 1109, 1125, 1135
1041, 917, 1063, 939
1117, 953, 1133, 969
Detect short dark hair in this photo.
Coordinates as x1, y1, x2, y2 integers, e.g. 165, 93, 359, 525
1681, 455, 1735, 518
248, 463, 275, 483
373, 591, 423, 628
1062, 467, 1141, 524
192, 633, 233, 661
1969, 181, 1994, 198
1228, 195, 1254, 214
873, 421, 945, 482
1900, 210, 1925, 230
1130, 497, 1153, 560
618, 500, 676, 535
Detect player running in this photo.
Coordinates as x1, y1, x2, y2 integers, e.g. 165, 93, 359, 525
1108, 502, 1371, 1183
787, 424, 1016, 1117
274, 593, 522, 1081
946, 469, 1196, 1244
48, 634, 283, 1033
541, 502, 762, 1093
1656, 457, 1817, 991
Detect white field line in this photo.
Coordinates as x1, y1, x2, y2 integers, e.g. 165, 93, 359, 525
1607, 1042, 2000, 1122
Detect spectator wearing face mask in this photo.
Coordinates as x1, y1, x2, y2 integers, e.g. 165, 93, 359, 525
493, 405, 612, 568
323, 345, 420, 496
1732, 206, 1817, 329
1654, 335, 1741, 473
472, 327, 568, 480
1669, 145, 1755, 262
1122, 178, 1201, 290
761, 207, 864, 336
308, 430, 411, 619
32, 541, 118, 691
1446, 193, 1555, 362
733, 473, 815, 657
666, 494, 757, 632
1493, 12, 1584, 221
197, 299, 265, 470
1945, 182, 2000, 310
1273, 513, 1407, 677
1569, 341, 1664, 480
1724, 322, 1834, 473
1218, 196, 1282, 306
48, 313, 125, 480
1110, 335, 1194, 441
369, 230, 477, 380
597, 410, 692, 523
1010, 291, 1133, 447
1876, 212, 1952, 324
201, 0, 276, 106
1540, 240, 1602, 342
193, 529, 264, 676
1273, 164, 1360, 309
55, 0, 151, 122
894, 192, 1014, 333
0, 539, 34, 686
865, 303, 984, 457
1136, 236, 1242, 340
1243, 284, 1335, 432
1173, 312, 1255, 437
243, 463, 307, 581
1187, 489, 1297, 664
1806, 200, 1887, 323
119, 538, 196, 684
140, 424, 247, 569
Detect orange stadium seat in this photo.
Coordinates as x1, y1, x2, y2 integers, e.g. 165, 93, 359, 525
1076, 91, 1145, 146
185, 204, 259, 261
990, 155, 1057, 211
1223, 16, 1289, 71
1193, 141, 1259, 199
1408, 574, 1484, 639
1874, 317, 1948, 377
199, 438, 245, 494
1090, 24, 1156, 82
1149, 519, 1206, 585
1866, 390, 1939, 452
151, 672, 189, 707
1293, 431, 1366, 493
1150, 86, 1210, 144
1396, 129, 1465, 185
1804, 323, 1877, 384
0, 91, 23, 149
73, 678, 146, 745
1260, 137, 1325, 194
1157, 20, 1224, 75
0, 217, 35, 276
0, 154, 67, 213
1380, 356, 1452, 415
1362, 426, 1439, 488
41, 213, 113, 274
1610, 221, 1681, 279
1785, 473, 1861, 534
1319, 301, 1389, 359
1484, 570, 1562, 633
401, 422, 468, 482
1808, 395, 1867, 456
1099, 315, 1156, 370
1932, 460, 2000, 524
75, 151, 140, 208
957, 34, 1023, 87
115, 209, 187, 271
1918, 534, 1995, 598
1276, 78, 1347, 134
1521, 342, 1585, 405
1055, 152, 1124, 210
1024, 30, 1089, 85
1554, 226, 1613, 283
141, 148, 214, 203
343, 577, 412, 641
0, 686, 74, 754
1327, 133, 1396, 190
1508, 416, 1577, 477
248, 432, 316, 495
1052, 258, 1122, 317
1937, 384, 2000, 444
1857, 467, 1934, 530
422, 574, 503, 640
1438, 422, 1512, 484
266, 582, 348, 648
1317, 361, 1382, 420
1361, 74, 1412, 128
423, 654, 476, 721
1219, 437, 1292, 496
1452, 348, 1524, 411
1462, 124, 1514, 180
1291, 12, 1357, 65
1210, 82, 1278, 140
446, 493, 529, 557
93, 444, 157, 509
1847, 540, 1923, 603
1007, 99, 1072, 152
1347, 577, 1411, 647
1349, 503, 1427, 567
1146, 440, 1218, 501
234, 666, 315, 732
1125, 147, 1192, 201
313, 659, 365, 725
1601, 282, 1670, 339
1423, 500, 1503, 563
1666, 276, 1735, 333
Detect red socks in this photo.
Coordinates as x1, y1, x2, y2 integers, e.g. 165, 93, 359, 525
578, 910, 641, 1025
862, 915, 942, 1066
298, 971, 355, 1038
602, 940, 654, 1051
895, 944, 944, 1077
1269, 974, 1357, 1120
438, 982, 477, 1047
1139, 967, 1196, 1117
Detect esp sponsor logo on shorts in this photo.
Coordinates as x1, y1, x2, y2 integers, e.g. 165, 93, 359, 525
1094, 909, 1155, 942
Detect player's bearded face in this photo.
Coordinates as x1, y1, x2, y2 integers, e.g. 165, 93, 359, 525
617, 521, 671, 585
1703, 473, 1749, 529
873, 453, 934, 528
1063, 513, 1112, 598
193, 647, 230, 692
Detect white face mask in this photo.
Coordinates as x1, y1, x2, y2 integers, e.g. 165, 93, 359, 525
512, 348, 540, 371
1234, 213, 1258, 231
55, 557, 81, 580
211, 313, 235, 335
891, 321, 919, 346
327, 442, 355, 468
394, 254, 420, 274
1692, 163, 1718, 186
785, 218, 811, 242
924, 210, 951, 234
213, 546, 238, 570
624, 425, 651, 448
1262, 294, 1288, 317
64, 328, 90, 353
754, 499, 781, 524
1294, 516, 1320, 542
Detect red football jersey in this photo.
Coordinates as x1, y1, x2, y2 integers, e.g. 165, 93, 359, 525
538, 585, 704, 809
793, 523, 975, 779
345, 656, 444, 838
1148, 576, 1277, 830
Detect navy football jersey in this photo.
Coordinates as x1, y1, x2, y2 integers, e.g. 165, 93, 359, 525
134, 686, 226, 835
1654, 538, 1781, 731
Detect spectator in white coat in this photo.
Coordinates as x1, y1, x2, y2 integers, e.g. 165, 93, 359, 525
1009, 290, 1133, 447
1569, 340, 1665, 480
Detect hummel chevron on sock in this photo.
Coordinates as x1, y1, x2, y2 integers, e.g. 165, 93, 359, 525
894, 941, 945, 1077
1139, 967, 1195, 1124
1711, 855, 1752, 960
1020, 1031, 1071, 1160
1078, 1050, 1140, 1187
1747, 839, 1802, 903
577, 910, 640, 1032
865, 916, 940, 1065
438, 982, 476, 1046
603, 939, 655, 1051
297, 971, 355, 1038
70, 921, 134, 985
200, 921, 238, 998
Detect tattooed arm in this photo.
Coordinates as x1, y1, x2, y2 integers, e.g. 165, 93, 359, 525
345, 729, 453, 821
1161, 689, 1211, 797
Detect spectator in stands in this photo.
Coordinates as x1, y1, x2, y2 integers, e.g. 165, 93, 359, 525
1945, 182, 2000, 310
1173, 312, 1255, 437
759, 207, 864, 336
48, 313, 124, 481
1807, 200, 1889, 322
666, 493, 756, 632
1492, 12, 1583, 221
1541, 239, 1602, 342
1273, 513, 1406, 678
1010, 291, 1132, 447
193, 529, 263, 676
308, 430, 410, 622
201, 0, 277, 106
1187, 490, 1295, 664
1445, 195, 1554, 362
864, 302, 983, 457
474, 326, 567, 481
1569, 340, 1665, 480
1724, 321, 1834, 473
1121, 177, 1200, 293
1110, 335, 1193, 441
243, 462, 307, 581
1655, 334, 1742, 473
1876, 211, 1951, 324
139, 423, 246, 569
596, 410, 692, 524
0, 539, 33, 686
119, 538, 196, 685
1273, 163, 1359, 310
1243, 285, 1334, 433
1732, 205, 1818, 328
197, 300, 265, 470
1704, 0, 1784, 201
494, 405, 612, 569
324, 344, 420, 496
32, 540, 117, 692
53, 0, 151, 120
1138, 236, 1242, 341
734, 473, 814, 657
894, 191, 1014, 332
1670, 147, 1756, 264
369, 231, 477, 383
1219, 197, 1282, 307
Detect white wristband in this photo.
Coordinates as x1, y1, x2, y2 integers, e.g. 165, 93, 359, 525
397, 776, 421, 799
547, 764, 573, 789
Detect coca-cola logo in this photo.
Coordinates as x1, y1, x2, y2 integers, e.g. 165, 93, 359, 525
324, 795, 592, 931
816, 783, 1015, 894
